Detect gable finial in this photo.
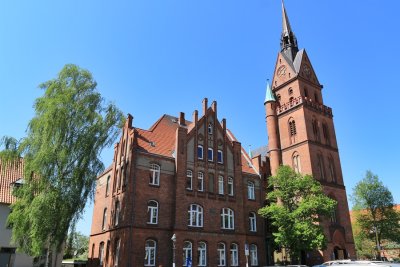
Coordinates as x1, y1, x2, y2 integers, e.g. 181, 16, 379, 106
280, 0, 299, 62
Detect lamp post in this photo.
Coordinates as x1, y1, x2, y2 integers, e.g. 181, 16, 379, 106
171, 234, 176, 267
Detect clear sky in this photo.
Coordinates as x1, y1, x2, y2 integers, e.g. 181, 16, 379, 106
1, 0, 399, 236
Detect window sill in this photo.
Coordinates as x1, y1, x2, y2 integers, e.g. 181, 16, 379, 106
148, 184, 160, 188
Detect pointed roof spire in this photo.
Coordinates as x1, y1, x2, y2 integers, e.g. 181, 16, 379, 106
281, 0, 292, 37
264, 79, 275, 104
280, 0, 299, 62
248, 145, 253, 158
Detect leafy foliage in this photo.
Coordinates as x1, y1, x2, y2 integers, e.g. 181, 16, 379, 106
64, 232, 89, 260
259, 165, 336, 262
1, 64, 124, 256
351, 171, 400, 257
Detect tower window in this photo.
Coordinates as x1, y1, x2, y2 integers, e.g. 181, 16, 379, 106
149, 164, 160, 186
292, 153, 301, 173
228, 177, 234, 196
147, 200, 158, 224
304, 88, 308, 98
318, 154, 326, 180
289, 120, 297, 136
323, 123, 331, 145
288, 87, 293, 95
314, 92, 319, 103
312, 119, 320, 142
197, 172, 204, 192
102, 208, 107, 231
328, 157, 336, 183
144, 240, 156, 266
217, 150, 223, 164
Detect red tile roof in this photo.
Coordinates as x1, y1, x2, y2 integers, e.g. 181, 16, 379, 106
0, 159, 24, 205
134, 114, 258, 175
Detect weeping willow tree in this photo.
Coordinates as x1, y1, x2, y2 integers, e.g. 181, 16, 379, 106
0, 64, 124, 264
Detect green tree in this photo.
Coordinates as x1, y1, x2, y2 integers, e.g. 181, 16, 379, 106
351, 171, 400, 259
64, 232, 89, 260
0, 64, 123, 264
259, 165, 337, 263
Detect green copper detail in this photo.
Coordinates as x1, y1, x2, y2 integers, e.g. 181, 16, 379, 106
264, 80, 275, 103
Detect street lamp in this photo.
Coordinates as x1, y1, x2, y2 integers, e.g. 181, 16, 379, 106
171, 234, 176, 267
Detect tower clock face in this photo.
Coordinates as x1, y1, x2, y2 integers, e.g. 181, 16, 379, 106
277, 65, 286, 77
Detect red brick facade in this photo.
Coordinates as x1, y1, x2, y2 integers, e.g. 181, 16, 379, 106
89, 104, 268, 267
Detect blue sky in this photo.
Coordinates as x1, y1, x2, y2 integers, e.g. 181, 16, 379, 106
1, 0, 399, 236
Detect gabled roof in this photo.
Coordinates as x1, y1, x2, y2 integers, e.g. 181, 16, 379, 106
0, 159, 24, 205
135, 114, 193, 158
134, 114, 258, 175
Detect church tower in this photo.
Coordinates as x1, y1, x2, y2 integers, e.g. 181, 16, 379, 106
265, 1, 355, 264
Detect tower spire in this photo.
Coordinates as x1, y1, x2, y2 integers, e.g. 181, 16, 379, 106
280, 0, 299, 62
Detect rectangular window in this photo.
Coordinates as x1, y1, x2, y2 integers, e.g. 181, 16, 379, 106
218, 176, 224, 195
197, 145, 203, 160
208, 148, 213, 162
228, 177, 234, 196
198, 172, 204, 192
217, 150, 223, 164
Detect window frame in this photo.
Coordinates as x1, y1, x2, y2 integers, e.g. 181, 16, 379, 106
217, 242, 226, 267
186, 170, 193, 190
102, 208, 107, 231
197, 172, 204, 192
221, 208, 234, 230
183, 241, 192, 267
218, 175, 224, 195
249, 212, 257, 232
99, 242, 105, 266
114, 239, 120, 267
197, 145, 204, 160
217, 150, 223, 164
197, 242, 207, 266
188, 204, 203, 227
250, 244, 258, 266
105, 175, 111, 196
114, 201, 120, 226
247, 181, 255, 200
208, 148, 213, 162
144, 239, 156, 267
230, 243, 239, 266
227, 177, 234, 196
150, 164, 160, 186
147, 200, 159, 224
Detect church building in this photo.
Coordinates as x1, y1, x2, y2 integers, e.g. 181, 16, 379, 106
88, 2, 355, 266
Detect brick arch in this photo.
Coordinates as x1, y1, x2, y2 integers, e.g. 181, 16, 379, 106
332, 229, 346, 249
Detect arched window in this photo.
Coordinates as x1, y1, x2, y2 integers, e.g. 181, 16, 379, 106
188, 204, 203, 227
249, 212, 257, 232
197, 172, 204, 192
312, 119, 320, 142
183, 241, 192, 267
105, 175, 110, 196
322, 123, 331, 145
230, 243, 239, 266
186, 170, 193, 190
292, 152, 301, 173
250, 244, 258, 266
208, 123, 213, 135
330, 199, 338, 224
197, 145, 204, 160
304, 88, 309, 98
318, 154, 326, 180
197, 242, 207, 266
147, 200, 158, 224
221, 208, 234, 229
328, 157, 337, 183
102, 208, 107, 231
228, 177, 234, 196
99, 242, 105, 266
114, 239, 120, 267
218, 176, 224, 195
114, 201, 120, 226
149, 164, 160, 185
144, 239, 156, 266
289, 119, 297, 136
217, 242, 226, 266
247, 181, 255, 200
288, 87, 293, 95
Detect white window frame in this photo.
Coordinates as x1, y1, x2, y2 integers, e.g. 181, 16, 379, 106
150, 164, 160, 185
250, 244, 258, 266
183, 241, 192, 267
218, 175, 224, 195
230, 243, 239, 266
247, 181, 255, 200
217, 242, 226, 266
228, 177, 234, 196
249, 212, 257, 232
147, 200, 158, 224
145, 239, 156, 266
188, 204, 203, 227
198, 242, 207, 266
208, 148, 213, 162
221, 208, 234, 230
186, 170, 193, 190
217, 150, 223, 164
198, 172, 204, 192
197, 145, 204, 160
